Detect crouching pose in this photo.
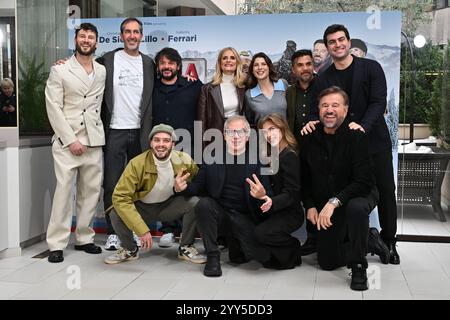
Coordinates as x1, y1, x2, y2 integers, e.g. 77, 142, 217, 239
104, 124, 205, 265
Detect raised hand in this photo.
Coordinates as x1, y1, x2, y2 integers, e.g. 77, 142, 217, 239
246, 174, 266, 200
301, 120, 320, 136
174, 170, 190, 192
348, 122, 365, 133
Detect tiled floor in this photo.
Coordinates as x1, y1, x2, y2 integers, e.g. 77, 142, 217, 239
1, 235, 450, 300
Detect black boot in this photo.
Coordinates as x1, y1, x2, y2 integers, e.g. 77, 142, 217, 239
387, 239, 400, 265
350, 264, 368, 291
204, 255, 222, 277
368, 228, 390, 264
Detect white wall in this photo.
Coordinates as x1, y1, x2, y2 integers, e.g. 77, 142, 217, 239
18, 144, 55, 243
0, 0, 14, 9
0, 146, 21, 258
0, 144, 8, 251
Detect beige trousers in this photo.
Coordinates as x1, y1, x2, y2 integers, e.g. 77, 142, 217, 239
46, 141, 103, 251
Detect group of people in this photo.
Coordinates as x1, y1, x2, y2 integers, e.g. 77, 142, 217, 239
44, 18, 399, 291
0, 77, 16, 127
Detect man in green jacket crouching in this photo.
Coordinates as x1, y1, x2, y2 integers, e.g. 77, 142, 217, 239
104, 124, 205, 265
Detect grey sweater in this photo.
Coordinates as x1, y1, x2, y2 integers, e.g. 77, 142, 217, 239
244, 79, 288, 126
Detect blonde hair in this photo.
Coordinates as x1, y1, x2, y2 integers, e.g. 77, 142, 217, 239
258, 113, 298, 153
0, 78, 14, 89
211, 47, 245, 88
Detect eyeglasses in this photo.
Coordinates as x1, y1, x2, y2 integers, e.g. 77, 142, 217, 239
225, 129, 248, 138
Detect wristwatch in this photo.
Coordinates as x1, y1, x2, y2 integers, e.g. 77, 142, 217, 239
328, 197, 342, 208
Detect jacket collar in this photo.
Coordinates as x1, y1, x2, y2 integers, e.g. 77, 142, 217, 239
68, 54, 97, 89
250, 79, 286, 98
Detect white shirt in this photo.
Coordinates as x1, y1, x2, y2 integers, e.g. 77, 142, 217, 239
110, 50, 144, 129
220, 74, 239, 118
141, 153, 174, 204
87, 71, 95, 82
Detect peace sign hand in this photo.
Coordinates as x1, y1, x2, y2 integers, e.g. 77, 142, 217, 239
174, 170, 190, 193
246, 174, 266, 200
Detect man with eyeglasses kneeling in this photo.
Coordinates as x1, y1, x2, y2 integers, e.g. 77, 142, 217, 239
175, 115, 273, 277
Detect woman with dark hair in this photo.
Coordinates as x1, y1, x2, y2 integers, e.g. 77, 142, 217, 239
245, 52, 288, 127
246, 113, 303, 270
197, 47, 246, 141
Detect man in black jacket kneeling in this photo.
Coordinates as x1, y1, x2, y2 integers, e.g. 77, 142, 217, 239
300, 86, 388, 291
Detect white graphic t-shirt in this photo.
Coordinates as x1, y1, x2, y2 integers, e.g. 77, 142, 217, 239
110, 50, 144, 129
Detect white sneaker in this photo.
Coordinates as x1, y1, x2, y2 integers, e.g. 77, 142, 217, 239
105, 234, 121, 251
133, 232, 141, 247
104, 247, 139, 265
159, 233, 175, 248
178, 245, 207, 264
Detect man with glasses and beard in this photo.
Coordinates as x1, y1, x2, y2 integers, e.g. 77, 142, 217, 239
151, 47, 203, 248
45, 23, 106, 263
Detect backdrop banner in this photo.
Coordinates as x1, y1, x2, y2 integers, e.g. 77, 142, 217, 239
69, 11, 401, 230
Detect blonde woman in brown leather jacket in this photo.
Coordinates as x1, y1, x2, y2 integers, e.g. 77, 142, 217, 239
197, 47, 246, 143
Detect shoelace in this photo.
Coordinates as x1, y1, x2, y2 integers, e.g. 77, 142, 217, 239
181, 245, 199, 256
108, 235, 119, 244
115, 247, 127, 257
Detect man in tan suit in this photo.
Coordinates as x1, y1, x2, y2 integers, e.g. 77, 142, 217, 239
45, 23, 106, 263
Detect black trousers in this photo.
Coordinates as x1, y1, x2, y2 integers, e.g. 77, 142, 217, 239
195, 197, 303, 269
103, 129, 141, 235
371, 149, 397, 242
317, 192, 378, 270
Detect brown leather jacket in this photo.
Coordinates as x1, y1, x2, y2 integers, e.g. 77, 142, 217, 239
197, 82, 246, 136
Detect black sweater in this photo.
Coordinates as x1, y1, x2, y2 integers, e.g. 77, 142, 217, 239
300, 121, 376, 211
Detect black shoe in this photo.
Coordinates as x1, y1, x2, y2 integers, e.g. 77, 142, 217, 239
350, 264, 368, 291
204, 255, 222, 277
75, 243, 102, 254
300, 237, 317, 256
387, 240, 400, 265
48, 250, 64, 263
368, 228, 390, 264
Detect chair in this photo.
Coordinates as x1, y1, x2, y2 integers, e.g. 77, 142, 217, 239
397, 147, 450, 222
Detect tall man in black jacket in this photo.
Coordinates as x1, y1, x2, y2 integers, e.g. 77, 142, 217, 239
301, 86, 381, 291
152, 47, 203, 247
302, 24, 400, 264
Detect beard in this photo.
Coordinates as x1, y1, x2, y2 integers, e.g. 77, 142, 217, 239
159, 69, 178, 81
75, 43, 96, 56
152, 146, 172, 160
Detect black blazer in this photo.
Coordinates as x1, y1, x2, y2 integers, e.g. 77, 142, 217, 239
300, 121, 376, 211
310, 56, 390, 154
268, 147, 301, 213
97, 48, 155, 151
183, 151, 272, 222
